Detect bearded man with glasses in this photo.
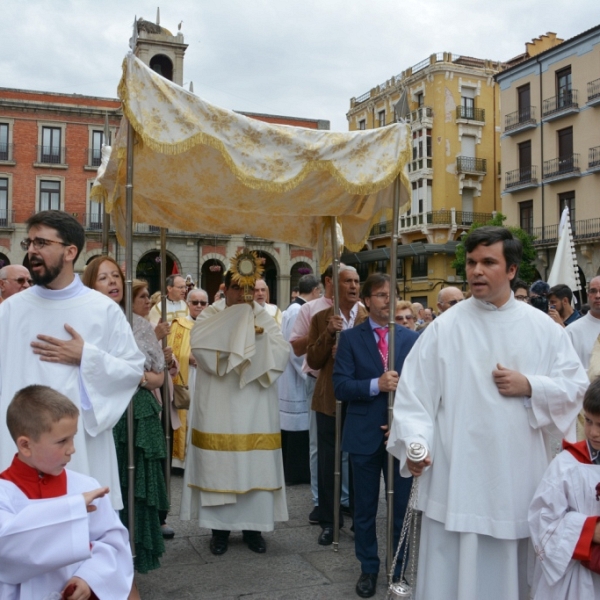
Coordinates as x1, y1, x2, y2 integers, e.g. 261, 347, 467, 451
0, 210, 145, 511
0, 265, 32, 302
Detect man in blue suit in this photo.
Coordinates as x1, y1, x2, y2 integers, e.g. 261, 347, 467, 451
333, 273, 419, 598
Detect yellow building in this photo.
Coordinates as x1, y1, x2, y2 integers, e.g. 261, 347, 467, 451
344, 52, 503, 308
496, 27, 600, 297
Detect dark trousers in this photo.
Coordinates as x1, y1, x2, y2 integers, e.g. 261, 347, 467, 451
316, 411, 346, 528
350, 443, 412, 577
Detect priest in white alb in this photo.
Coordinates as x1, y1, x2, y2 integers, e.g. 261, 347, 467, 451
180, 252, 289, 555
0, 211, 145, 510
387, 226, 588, 600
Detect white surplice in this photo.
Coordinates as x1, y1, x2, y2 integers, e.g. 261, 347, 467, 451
180, 301, 289, 531
0, 277, 145, 510
387, 296, 588, 600
566, 312, 600, 369
529, 442, 600, 599
0, 470, 133, 599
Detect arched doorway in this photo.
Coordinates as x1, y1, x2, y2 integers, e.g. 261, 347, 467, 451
255, 250, 278, 305
201, 258, 225, 304
136, 251, 176, 295
290, 261, 314, 294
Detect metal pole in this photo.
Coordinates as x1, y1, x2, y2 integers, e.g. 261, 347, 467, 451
101, 113, 111, 256
331, 217, 342, 552
160, 227, 171, 504
386, 176, 401, 581
125, 120, 136, 554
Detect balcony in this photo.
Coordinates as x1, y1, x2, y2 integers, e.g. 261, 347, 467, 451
588, 78, 600, 106
590, 147, 600, 173
0, 209, 15, 228
408, 106, 433, 128
36, 145, 66, 166
408, 157, 433, 174
532, 217, 600, 246
504, 107, 537, 135
86, 147, 102, 168
457, 156, 487, 174
543, 154, 580, 180
456, 106, 485, 124
369, 210, 493, 236
0, 142, 14, 162
542, 90, 579, 121
505, 166, 538, 191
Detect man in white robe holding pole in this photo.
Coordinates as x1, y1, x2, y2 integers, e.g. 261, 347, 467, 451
387, 226, 588, 600
180, 252, 289, 555
0, 210, 145, 510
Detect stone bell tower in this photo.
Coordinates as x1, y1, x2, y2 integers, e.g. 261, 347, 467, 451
133, 9, 188, 86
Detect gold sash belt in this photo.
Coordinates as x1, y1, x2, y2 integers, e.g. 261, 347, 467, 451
192, 429, 281, 451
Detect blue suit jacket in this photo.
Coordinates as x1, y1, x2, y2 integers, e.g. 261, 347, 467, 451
333, 321, 419, 456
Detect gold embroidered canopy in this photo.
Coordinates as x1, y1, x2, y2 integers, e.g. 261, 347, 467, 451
93, 54, 411, 264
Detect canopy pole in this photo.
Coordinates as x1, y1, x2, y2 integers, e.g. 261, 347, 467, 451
386, 175, 401, 582
125, 120, 136, 554
160, 228, 171, 505
331, 217, 342, 552
101, 113, 111, 255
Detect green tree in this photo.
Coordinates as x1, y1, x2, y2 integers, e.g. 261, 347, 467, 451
451, 213, 537, 282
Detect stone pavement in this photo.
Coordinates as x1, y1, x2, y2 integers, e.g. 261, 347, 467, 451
136, 474, 395, 599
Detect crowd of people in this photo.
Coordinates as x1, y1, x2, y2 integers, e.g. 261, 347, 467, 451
0, 211, 598, 600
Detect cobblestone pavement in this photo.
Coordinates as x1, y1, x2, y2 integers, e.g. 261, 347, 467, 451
136, 474, 394, 599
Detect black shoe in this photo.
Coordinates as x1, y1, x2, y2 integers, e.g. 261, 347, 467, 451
243, 531, 266, 553
308, 506, 319, 525
160, 524, 175, 539
355, 572, 377, 598
318, 527, 334, 546
209, 534, 229, 555
340, 504, 351, 516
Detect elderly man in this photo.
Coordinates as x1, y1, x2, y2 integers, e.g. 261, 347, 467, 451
388, 226, 588, 600
181, 264, 289, 555
187, 287, 209, 320
254, 278, 283, 327
566, 276, 600, 371
436, 286, 464, 313
279, 274, 321, 485
0, 210, 144, 510
307, 266, 368, 545
0, 265, 32, 301
149, 274, 189, 325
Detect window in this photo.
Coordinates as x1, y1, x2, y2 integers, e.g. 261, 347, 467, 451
556, 67, 572, 107
378, 110, 386, 127
39, 180, 61, 211
518, 140, 532, 181
412, 255, 428, 278
557, 127, 574, 173
519, 200, 533, 234
462, 96, 475, 120
0, 124, 8, 161
41, 127, 62, 164
517, 84, 531, 121
358, 119, 366, 130
558, 191, 575, 229
416, 92, 424, 107
0, 178, 8, 226
90, 130, 104, 167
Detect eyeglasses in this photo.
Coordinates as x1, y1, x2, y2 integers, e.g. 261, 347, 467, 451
2, 277, 34, 286
589, 288, 600, 296
396, 315, 414, 321
20, 237, 70, 251
189, 300, 208, 306
514, 294, 529, 302
445, 299, 463, 306
370, 293, 390, 300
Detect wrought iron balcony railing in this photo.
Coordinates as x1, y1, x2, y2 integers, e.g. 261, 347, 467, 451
590, 146, 600, 169
505, 166, 538, 188
505, 107, 536, 131
86, 148, 102, 167
543, 154, 580, 179
456, 106, 485, 122
588, 78, 600, 102
532, 218, 600, 245
0, 142, 13, 162
542, 89, 578, 117
457, 156, 487, 174
37, 145, 65, 165
0, 209, 15, 228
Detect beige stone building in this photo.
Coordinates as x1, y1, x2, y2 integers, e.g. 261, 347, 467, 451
345, 52, 503, 308
496, 27, 600, 294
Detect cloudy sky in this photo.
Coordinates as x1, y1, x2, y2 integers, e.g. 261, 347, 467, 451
2, 1, 599, 131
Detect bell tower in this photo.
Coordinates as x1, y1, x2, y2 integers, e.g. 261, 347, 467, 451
133, 11, 188, 86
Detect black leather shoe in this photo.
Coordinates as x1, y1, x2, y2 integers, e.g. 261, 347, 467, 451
308, 506, 319, 524
243, 532, 266, 553
355, 572, 377, 598
318, 527, 334, 545
209, 535, 229, 555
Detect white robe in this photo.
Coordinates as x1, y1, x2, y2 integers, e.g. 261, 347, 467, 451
0, 470, 133, 599
0, 277, 145, 510
387, 296, 588, 599
148, 298, 189, 326
529, 443, 600, 599
566, 312, 600, 370
278, 301, 309, 431
180, 302, 289, 531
